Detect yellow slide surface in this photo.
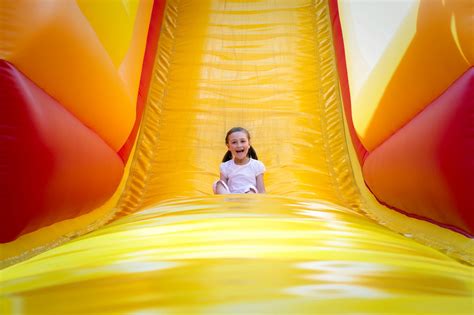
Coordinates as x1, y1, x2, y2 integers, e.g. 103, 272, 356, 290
1, 1, 472, 313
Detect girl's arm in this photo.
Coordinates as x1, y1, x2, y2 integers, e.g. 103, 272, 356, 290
214, 172, 229, 194
256, 174, 266, 193
220, 172, 227, 184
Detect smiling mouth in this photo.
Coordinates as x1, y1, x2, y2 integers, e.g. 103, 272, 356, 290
236, 149, 245, 154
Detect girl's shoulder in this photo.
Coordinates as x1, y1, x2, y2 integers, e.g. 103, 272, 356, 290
220, 159, 233, 167
220, 159, 234, 171
221, 159, 265, 170
250, 159, 266, 173
250, 158, 264, 166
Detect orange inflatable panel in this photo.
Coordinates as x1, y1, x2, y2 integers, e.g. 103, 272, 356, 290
0, 61, 124, 242
118, 0, 167, 161
363, 68, 474, 235
0, 0, 136, 151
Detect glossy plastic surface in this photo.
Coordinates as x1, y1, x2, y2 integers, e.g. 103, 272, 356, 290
2, 196, 473, 313
0, 60, 124, 242
336, 0, 474, 234
1, 0, 472, 313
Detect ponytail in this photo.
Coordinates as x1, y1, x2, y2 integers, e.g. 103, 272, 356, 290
248, 146, 258, 160
222, 146, 258, 162
222, 150, 233, 162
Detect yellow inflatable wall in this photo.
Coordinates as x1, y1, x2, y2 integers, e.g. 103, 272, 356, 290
1, 0, 472, 314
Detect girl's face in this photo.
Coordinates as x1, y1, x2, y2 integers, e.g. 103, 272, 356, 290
226, 131, 250, 163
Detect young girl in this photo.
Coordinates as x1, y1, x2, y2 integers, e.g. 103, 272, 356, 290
213, 127, 266, 194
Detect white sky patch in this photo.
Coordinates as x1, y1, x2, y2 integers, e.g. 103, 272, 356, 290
339, 0, 418, 99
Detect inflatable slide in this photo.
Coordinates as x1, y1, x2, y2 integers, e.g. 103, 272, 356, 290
1, 0, 473, 313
